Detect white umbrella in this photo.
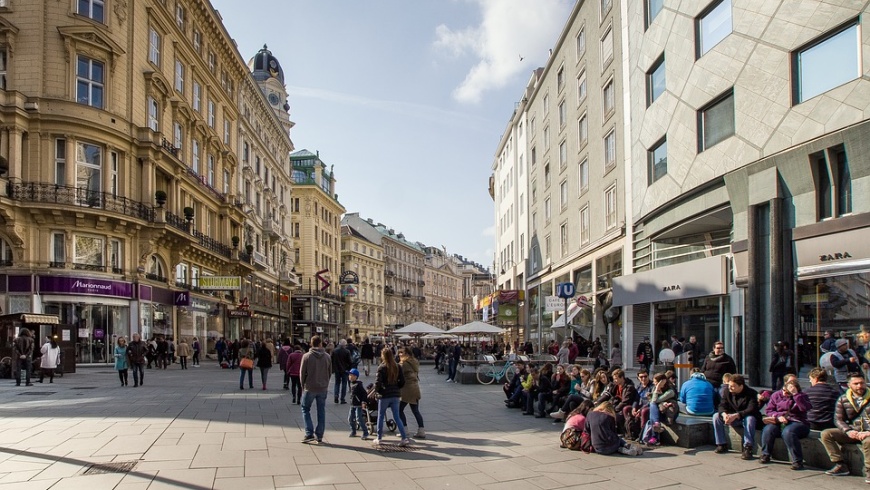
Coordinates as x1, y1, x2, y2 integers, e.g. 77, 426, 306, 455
448, 321, 505, 335
423, 333, 457, 340
392, 322, 445, 335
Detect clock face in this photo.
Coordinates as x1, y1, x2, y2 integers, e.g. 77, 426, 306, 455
268, 93, 280, 106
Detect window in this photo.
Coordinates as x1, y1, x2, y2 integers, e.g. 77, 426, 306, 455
530, 117, 536, 134
648, 138, 667, 184
76, 142, 101, 206
578, 158, 589, 194
531, 146, 537, 166
175, 4, 186, 31
577, 71, 587, 103
647, 55, 665, 105
223, 169, 230, 194
519, 193, 525, 215
520, 233, 525, 260
192, 139, 200, 174
545, 198, 551, 224
605, 185, 617, 230
604, 129, 616, 168
697, 0, 732, 57
193, 30, 202, 54
557, 65, 565, 93
543, 92, 550, 115
836, 149, 852, 216
207, 155, 215, 186
544, 126, 550, 151
558, 100, 567, 128
224, 119, 231, 145
601, 27, 613, 69
560, 180, 568, 209
0, 47, 6, 89
544, 162, 551, 187
814, 147, 853, 220
815, 153, 832, 220
531, 180, 537, 201
603, 78, 615, 116
646, 0, 663, 28
77, 0, 104, 23
192, 81, 201, 111
532, 212, 537, 233
699, 90, 735, 151
795, 22, 860, 104
208, 100, 215, 127
576, 28, 586, 60
74, 235, 104, 267
54, 139, 66, 185
110, 151, 118, 197
601, 0, 612, 17
174, 59, 184, 93
545, 235, 551, 261
51, 233, 66, 265
207, 50, 216, 74
559, 140, 568, 168
173, 121, 183, 151
149, 28, 161, 66
580, 205, 590, 245
578, 113, 588, 147
76, 55, 104, 108
147, 96, 159, 131
110, 239, 122, 273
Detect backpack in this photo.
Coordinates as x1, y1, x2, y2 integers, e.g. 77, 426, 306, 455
560, 428, 584, 451
351, 349, 361, 367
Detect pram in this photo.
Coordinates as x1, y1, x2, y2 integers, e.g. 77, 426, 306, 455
363, 383, 396, 435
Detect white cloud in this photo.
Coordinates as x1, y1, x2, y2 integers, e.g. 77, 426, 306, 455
434, 0, 572, 104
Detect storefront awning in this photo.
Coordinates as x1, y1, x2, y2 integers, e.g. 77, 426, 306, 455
9, 313, 60, 324
611, 255, 728, 307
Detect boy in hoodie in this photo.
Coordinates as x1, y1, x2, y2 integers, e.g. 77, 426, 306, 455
347, 368, 369, 440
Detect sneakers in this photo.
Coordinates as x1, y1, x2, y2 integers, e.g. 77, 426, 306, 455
550, 410, 565, 420
759, 454, 771, 464
399, 438, 411, 447
825, 463, 850, 476
361, 435, 370, 441
714, 444, 728, 454
791, 461, 804, 471
618, 445, 642, 456
652, 422, 664, 433
349, 432, 357, 438
445, 379, 453, 383
302, 435, 316, 443
414, 428, 426, 439
372, 438, 382, 446
647, 437, 659, 446
335, 397, 339, 403
741, 444, 753, 460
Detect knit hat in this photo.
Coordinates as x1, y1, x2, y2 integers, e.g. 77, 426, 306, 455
835, 338, 849, 348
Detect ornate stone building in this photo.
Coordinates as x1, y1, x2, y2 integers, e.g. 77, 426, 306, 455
340, 224, 384, 341
422, 246, 463, 330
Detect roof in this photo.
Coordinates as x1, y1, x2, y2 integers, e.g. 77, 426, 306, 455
373, 224, 423, 252
290, 149, 318, 159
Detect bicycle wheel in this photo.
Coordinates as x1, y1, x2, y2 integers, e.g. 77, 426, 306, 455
504, 365, 515, 384
476, 364, 496, 384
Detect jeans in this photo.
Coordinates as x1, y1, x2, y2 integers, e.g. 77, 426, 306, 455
301, 391, 327, 439
260, 367, 270, 388
399, 401, 424, 430
761, 422, 809, 462
179, 356, 187, 369
239, 368, 253, 388
131, 363, 145, 386
377, 397, 407, 440
447, 358, 458, 381
334, 371, 349, 401
537, 392, 553, 415
712, 413, 757, 447
15, 358, 31, 385
193, 351, 200, 365
290, 375, 302, 402
348, 406, 368, 436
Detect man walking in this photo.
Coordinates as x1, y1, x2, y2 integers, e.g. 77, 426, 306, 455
13, 327, 34, 386
331, 339, 352, 403
360, 338, 374, 376
446, 340, 462, 383
127, 333, 148, 387
300, 335, 332, 443
636, 336, 653, 372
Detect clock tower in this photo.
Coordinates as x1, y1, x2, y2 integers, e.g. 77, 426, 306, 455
248, 45, 294, 135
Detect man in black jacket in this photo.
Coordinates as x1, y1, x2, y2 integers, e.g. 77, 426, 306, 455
702, 341, 737, 389
13, 327, 34, 386
805, 368, 839, 430
712, 374, 759, 460
636, 337, 653, 372
127, 333, 148, 387
331, 339, 352, 403
821, 372, 870, 478
360, 338, 374, 376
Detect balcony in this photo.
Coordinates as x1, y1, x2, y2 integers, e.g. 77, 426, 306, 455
184, 167, 226, 203
8, 182, 155, 222
385, 270, 396, 278
417, 280, 425, 287
0, 259, 12, 267
160, 138, 180, 158
73, 263, 107, 272
145, 273, 167, 283
263, 219, 281, 240
417, 296, 426, 302
252, 251, 269, 270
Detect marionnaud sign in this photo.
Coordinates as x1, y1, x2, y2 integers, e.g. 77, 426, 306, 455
39, 276, 133, 298
198, 276, 241, 290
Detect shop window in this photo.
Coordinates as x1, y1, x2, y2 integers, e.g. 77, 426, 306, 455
794, 20, 859, 104
697, 0, 731, 58
76, 55, 104, 108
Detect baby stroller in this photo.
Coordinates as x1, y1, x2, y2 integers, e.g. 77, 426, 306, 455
364, 383, 396, 434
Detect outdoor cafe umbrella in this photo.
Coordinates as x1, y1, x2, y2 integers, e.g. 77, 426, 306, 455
393, 322, 444, 335
447, 321, 505, 335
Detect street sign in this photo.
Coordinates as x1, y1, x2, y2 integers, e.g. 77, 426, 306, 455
576, 295, 591, 308
556, 282, 576, 299
544, 296, 562, 312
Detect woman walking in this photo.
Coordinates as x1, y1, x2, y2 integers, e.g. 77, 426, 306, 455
39, 338, 62, 384
373, 348, 409, 446
239, 339, 255, 390
191, 337, 201, 367
112, 337, 128, 386
176, 338, 191, 369
257, 339, 272, 390
399, 347, 425, 439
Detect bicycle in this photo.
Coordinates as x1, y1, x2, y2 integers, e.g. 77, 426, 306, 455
476, 355, 517, 385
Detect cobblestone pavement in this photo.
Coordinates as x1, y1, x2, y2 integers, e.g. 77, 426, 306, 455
0, 363, 864, 489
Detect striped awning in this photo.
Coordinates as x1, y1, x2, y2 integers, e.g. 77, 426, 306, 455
20, 314, 59, 325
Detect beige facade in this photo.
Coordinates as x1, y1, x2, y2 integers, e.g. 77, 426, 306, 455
289, 149, 345, 342
0, 0, 293, 362
340, 225, 384, 341
422, 247, 463, 330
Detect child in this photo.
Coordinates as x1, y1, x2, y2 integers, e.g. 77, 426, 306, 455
348, 369, 370, 440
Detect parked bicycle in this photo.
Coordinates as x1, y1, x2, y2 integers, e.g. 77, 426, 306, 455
476, 355, 517, 385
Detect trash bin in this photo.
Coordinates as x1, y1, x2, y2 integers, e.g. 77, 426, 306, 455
673, 352, 693, 390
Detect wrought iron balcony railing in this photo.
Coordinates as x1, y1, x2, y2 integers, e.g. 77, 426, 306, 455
8, 182, 155, 222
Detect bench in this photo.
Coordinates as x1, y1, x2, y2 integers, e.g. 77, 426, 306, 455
661, 414, 865, 476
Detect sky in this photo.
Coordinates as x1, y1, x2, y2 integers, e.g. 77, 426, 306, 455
210, 0, 574, 268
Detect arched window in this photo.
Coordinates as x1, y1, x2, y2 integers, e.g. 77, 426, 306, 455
147, 255, 167, 282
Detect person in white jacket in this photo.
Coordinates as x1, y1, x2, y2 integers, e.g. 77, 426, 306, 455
38, 338, 61, 383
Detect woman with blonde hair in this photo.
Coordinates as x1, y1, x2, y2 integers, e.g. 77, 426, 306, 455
585, 401, 643, 456
374, 348, 409, 446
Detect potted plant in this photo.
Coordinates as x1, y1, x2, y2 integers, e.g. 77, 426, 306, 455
183, 206, 195, 221
245, 244, 254, 255
231, 236, 240, 248
154, 190, 167, 207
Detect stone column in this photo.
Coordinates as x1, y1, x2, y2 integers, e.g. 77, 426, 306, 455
7, 126, 22, 179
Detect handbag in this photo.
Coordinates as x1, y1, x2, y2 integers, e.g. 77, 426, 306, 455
240, 357, 254, 370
